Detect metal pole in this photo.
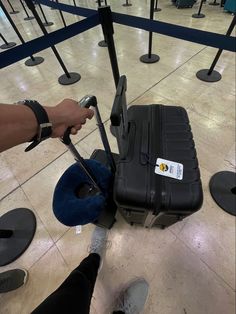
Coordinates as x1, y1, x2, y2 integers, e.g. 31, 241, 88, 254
6, 0, 19, 14
154, 0, 161, 12
196, 15, 236, 82
97, 0, 107, 47
148, 0, 155, 58
55, 0, 67, 27
0, 32, 16, 49
197, 0, 204, 15
25, 0, 81, 84
0, 33, 8, 45
140, 0, 159, 63
192, 0, 205, 18
123, 0, 132, 6
20, 0, 30, 18
208, 15, 236, 75
0, 1, 42, 64
20, 0, 34, 20
98, 6, 120, 87
25, 0, 70, 77
37, 2, 54, 26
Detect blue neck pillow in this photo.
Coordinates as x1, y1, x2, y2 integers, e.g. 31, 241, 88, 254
53, 159, 113, 226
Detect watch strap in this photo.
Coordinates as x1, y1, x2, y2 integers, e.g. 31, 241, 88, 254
21, 100, 52, 152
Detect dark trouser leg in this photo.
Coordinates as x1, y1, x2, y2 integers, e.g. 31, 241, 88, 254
113, 312, 125, 314
32, 253, 100, 314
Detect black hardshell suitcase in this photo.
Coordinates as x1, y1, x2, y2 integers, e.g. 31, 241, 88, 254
175, 0, 196, 9
111, 76, 203, 228
175, 0, 195, 8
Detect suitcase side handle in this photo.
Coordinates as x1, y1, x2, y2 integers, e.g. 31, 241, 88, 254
110, 75, 129, 158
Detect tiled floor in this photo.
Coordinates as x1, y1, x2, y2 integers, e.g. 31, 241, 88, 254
0, 0, 235, 313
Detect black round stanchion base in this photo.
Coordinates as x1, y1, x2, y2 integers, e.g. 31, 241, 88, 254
196, 69, 222, 82
209, 1, 220, 4
43, 21, 54, 27
58, 72, 81, 85
25, 56, 44, 66
10, 11, 20, 14
154, 8, 162, 12
123, 3, 132, 6
209, 171, 236, 216
0, 208, 36, 266
140, 54, 160, 64
24, 16, 35, 21
192, 13, 205, 18
98, 40, 107, 47
0, 42, 16, 49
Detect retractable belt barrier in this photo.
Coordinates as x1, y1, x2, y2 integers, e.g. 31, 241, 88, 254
0, 0, 235, 69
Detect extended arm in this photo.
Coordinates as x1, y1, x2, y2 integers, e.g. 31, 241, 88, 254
0, 99, 94, 153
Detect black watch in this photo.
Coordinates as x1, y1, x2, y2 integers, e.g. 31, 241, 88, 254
21, 100, 52, 152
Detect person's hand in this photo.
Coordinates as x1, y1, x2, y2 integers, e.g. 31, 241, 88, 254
45, 98, 94, 138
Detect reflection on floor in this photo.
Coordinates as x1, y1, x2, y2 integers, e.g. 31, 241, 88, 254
0, 0, 235, 313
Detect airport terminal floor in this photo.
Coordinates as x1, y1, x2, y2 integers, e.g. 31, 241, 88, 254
0, 0, 235, 313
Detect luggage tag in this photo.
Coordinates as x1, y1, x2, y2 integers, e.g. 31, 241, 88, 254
75, 225, 82, 234
155, 158, 183, 180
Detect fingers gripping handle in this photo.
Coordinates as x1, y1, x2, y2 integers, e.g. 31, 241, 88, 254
61, 95, 97, 145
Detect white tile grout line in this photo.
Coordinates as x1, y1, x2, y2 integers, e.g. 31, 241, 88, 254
169, 230, 236, 292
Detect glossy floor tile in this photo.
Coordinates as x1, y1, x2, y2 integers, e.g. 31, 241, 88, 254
0, 0, 235, 313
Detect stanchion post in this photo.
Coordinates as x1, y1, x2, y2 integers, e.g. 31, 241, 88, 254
196, 15, 236, 82
0, 0, 44, 66
140, 0, 160, 63
6, 0, 19, 14
20, 0, 35, 21
209, 0, 220, 5
0, 33, 17, 49
55, 0, 67, 27
123, 0, 132, 7
154, 0, 162, 12
37, 2, 54, 26
98, 6, 120, 87
192, 0, 205, 18
97, 0, 108, 47
25, 0, 81, 85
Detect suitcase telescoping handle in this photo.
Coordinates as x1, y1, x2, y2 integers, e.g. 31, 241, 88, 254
61, 97, 101, 193
81, 96, 116, 173
61, 95, 116, 194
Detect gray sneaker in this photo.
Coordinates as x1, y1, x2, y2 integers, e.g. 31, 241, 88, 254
113, 279, 149, 314
0, 269, 28, 293
88, 226, 110, 270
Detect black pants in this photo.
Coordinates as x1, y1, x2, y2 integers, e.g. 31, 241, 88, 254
32, 253, 124, 314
